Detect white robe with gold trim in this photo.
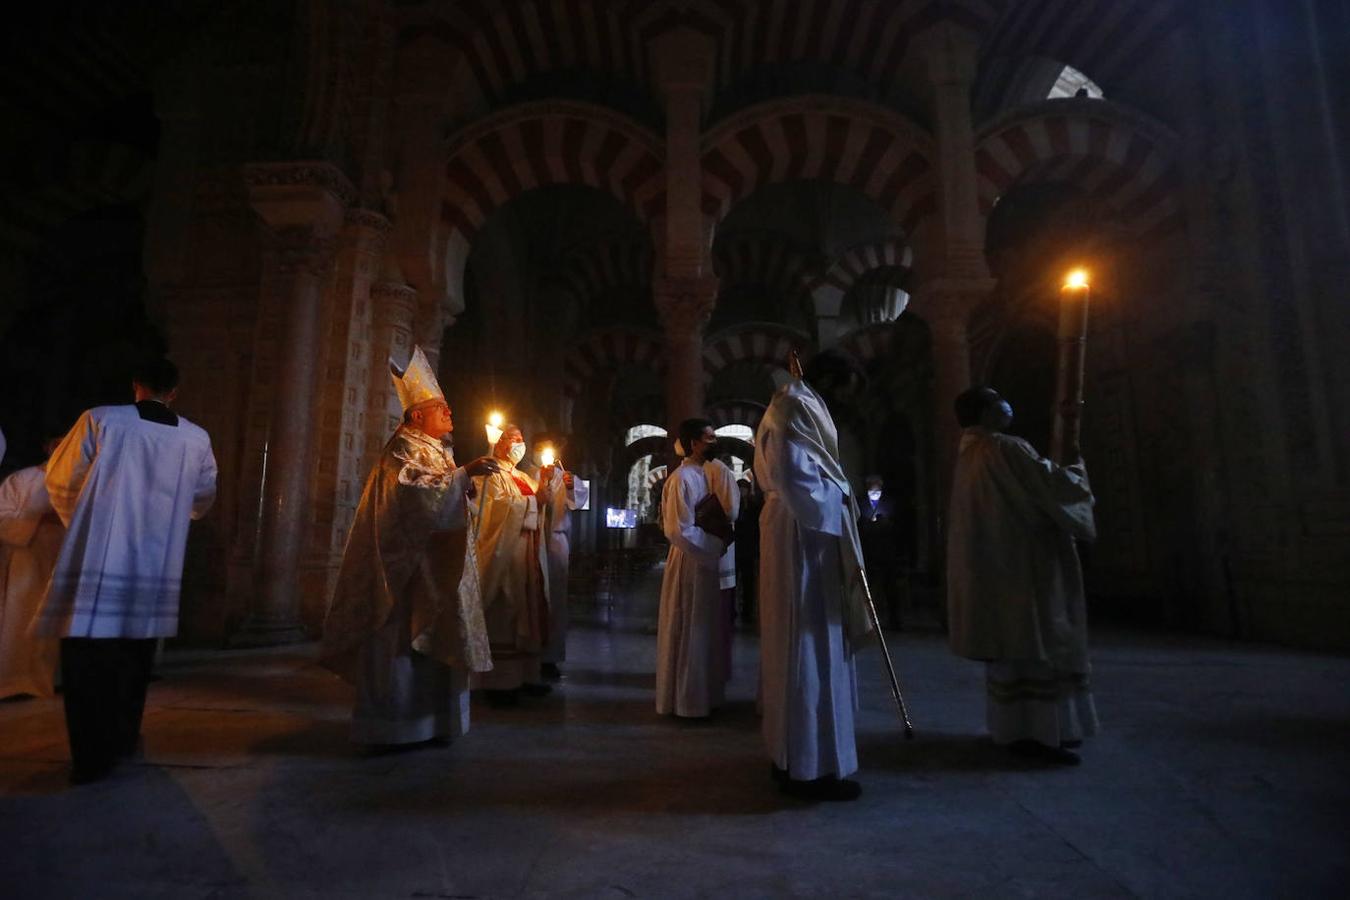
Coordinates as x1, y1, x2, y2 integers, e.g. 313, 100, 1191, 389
0, 466, 62, 698
470, 465, 549, 691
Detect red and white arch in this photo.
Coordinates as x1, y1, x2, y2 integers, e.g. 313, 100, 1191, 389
712, 233, 819, 308
708, 399, 767, 433
703, 322, 815, 382
700, 96, 937, 232
562, 327, 666, 400
974, 101, 1183, 236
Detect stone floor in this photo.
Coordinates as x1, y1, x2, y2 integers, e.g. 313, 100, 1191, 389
2, 616, 1348, 899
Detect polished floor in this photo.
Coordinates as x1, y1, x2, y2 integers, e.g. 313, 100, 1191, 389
1, 609, 1348, 898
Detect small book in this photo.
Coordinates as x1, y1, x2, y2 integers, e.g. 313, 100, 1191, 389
694, 492, 734, 547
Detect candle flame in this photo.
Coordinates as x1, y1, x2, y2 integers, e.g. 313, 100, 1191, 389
1063, 268, 1090, 291
541, 447, 555, 467
488, 411, 503, 428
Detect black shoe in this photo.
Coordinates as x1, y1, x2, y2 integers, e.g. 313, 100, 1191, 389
483, 689, 520, 708
780, 775, 862, 802
521, 682, 553, 697
1008, 740, 1081, 766
540, 663, 562, 682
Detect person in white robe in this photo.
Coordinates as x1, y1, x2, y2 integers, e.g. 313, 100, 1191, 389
0, 446, 63, 699
320, 346, 498, 748
655, 418, 734, 718
946, 385, 1099, 766
471, 425, 552, 704
529, 433, 588, 681
756, 351, 872, 801
32, 358, 217, 784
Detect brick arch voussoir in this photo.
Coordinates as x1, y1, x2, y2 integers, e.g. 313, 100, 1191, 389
702, 323, 816, 383
700, 96, 938, 234
562, 327, 667, 400
974, 100, 1184, 238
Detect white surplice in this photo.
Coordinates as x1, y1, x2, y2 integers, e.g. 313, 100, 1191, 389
537, 466, 588, 665
34, 405, 217, 639
655, 458, 728, 717
0, 466, 62, 698
755, 380, 872, 780
946, 427, 1099, 746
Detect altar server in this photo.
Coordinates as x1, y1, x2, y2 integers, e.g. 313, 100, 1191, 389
34, 358, 217, 784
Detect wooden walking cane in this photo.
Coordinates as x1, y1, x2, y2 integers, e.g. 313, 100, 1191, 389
858, 566, 915, 738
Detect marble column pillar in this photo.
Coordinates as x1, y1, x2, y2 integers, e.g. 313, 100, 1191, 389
237, 163, 351, 645
650, 28, 718, 433
366, 266, 419, 471
656, 276, 718, 430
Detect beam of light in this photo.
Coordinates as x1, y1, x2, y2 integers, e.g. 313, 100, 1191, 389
1063, 268, 1090, 291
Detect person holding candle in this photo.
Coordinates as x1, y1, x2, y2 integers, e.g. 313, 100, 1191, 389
528, 432, 588, 682
470, 424, 553, 705
320, 346, 499, 750
945, 385, 1098, 765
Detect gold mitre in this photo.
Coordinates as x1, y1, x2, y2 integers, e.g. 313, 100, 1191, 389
390, 345, 444, 411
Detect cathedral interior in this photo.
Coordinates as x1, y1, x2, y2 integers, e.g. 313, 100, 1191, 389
1, 1, 1348, 896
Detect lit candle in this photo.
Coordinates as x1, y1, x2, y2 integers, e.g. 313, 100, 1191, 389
485, 411, 505, 446
1052, 268, 1092, 465
540, 446, 555, 467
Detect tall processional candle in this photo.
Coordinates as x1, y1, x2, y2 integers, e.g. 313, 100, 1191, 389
485, 411, 504, 447
1051, 269, 1091, 465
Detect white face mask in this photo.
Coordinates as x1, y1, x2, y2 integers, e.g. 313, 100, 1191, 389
508, 442, 526, 466
867, 489, 882, 503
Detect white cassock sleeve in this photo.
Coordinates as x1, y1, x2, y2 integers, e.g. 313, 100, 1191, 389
45, 411, 98, 528
766, 425, 843, 537
1003, 438, 1096, 542
191, 445, 219, 520
662, 472, 724, 566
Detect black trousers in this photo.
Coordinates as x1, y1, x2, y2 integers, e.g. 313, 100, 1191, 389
60, 638, 157, 776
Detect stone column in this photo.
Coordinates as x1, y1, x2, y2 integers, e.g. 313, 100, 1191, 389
237, 162, 351, 645
656, 276, 718, 429
650, 28, 718, 431
366, 262, 420, 472
923, 25, 991, 280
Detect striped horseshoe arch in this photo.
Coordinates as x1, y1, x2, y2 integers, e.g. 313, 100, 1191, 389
550, 240, 654, 311
974, 101, 1183, 236
441, 102, 666, 286
707, 399, 767, 433
808, 236, 913, 314
703, 322, 815, 382
700, 96, 938, 232
835, 321, 902, 371
712, 233, 819, 308
561, 327, 666, 400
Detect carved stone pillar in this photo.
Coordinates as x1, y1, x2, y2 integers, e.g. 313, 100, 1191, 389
923, 25, 991, 281
656, 276, 718, 430
366, 264, 419, 472
237, 162, 351, 645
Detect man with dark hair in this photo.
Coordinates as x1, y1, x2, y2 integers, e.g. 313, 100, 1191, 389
756, 352, 871, 801
32, 357, 217, 784
656, 417, 737, 718
946, 385, 1098, 765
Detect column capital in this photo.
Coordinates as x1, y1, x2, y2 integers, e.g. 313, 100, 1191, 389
370, 280, 419, 326
244, 161, 354, 237
655, 275, 719, 336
